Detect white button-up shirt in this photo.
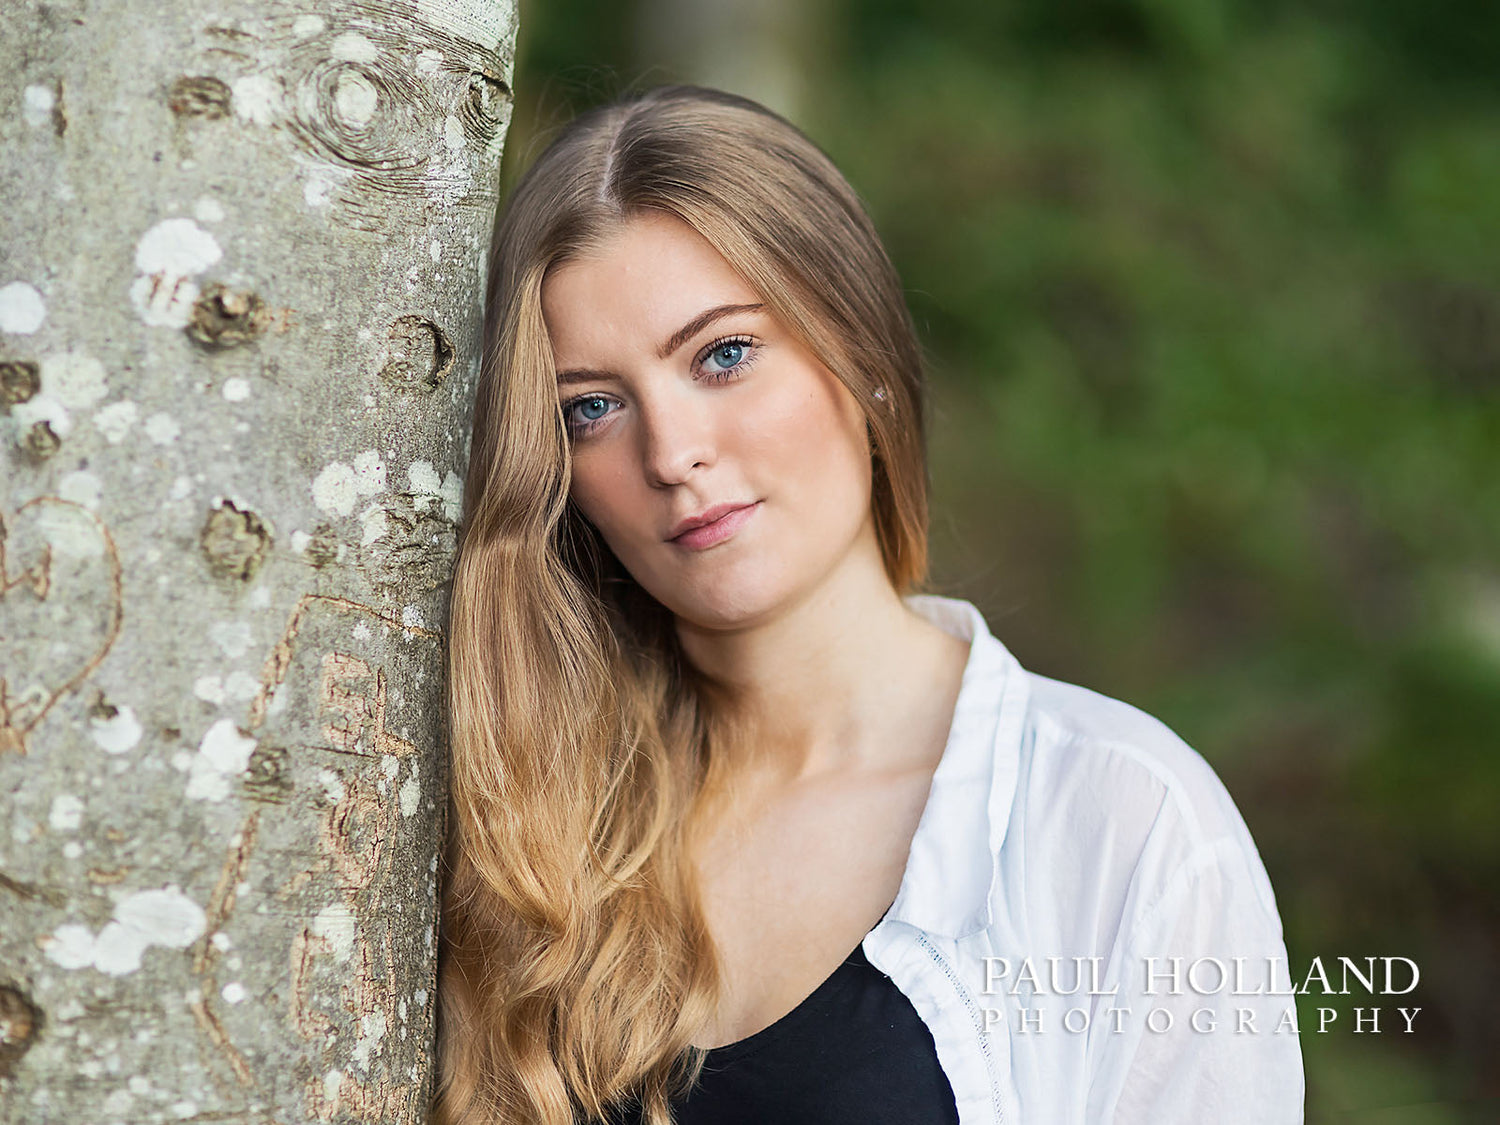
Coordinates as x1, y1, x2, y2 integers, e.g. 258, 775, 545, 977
862, 595, 1305, 1123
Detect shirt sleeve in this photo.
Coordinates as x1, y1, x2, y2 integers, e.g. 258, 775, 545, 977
1084, 836, 1306, 1123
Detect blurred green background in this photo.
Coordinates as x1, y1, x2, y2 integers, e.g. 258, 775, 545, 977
500, 0, 1499, 1118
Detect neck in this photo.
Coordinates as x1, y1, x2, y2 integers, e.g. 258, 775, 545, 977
674, 530, 963, 785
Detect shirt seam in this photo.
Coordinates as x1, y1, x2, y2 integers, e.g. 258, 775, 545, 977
1031, 707, 1222, 854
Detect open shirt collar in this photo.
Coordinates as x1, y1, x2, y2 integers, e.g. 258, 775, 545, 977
884, 594, 1032, 939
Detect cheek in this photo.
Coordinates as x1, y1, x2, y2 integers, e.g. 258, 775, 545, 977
746, 372, 871, 505
567, 453, 642, 544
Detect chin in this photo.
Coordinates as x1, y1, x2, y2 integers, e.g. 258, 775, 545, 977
649, 567, 793, 632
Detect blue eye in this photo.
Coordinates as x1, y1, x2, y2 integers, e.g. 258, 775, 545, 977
708, 341, 744, 369
697, 335, 758, 382
561, 393, 618, 438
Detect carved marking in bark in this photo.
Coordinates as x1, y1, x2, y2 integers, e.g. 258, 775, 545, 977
290, 745, 419, 1120
0, 498, 123, 755
245, 594, 441, 1121
247, 594, 438, 732
321, 651, 417, 759
188, 809, 262, 1090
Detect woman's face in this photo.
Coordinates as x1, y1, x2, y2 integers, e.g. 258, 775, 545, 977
540, 210, 876, 631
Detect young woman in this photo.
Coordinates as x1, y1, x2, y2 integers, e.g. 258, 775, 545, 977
435, 84, 1304, 1125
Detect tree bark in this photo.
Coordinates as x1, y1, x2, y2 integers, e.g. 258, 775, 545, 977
0, 2, 516, 1120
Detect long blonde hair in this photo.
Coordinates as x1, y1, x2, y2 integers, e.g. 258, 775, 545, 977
435, 84, 933, 1125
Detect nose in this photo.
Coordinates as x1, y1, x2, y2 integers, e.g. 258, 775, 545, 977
638, 382, 716, 487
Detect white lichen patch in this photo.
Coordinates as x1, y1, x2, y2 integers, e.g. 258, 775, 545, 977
58, 470, 102, 510
221, 982, 247, 1004
43, 347, 109, 407
169, 475, 193, 500
399, 763, 421, 817
415, 48, 444, 75
49, 794, 84, 832
62, 841, 84, 859
35, 507, 105, 561
443, 113, 465, 154
131, 218, 222, 329
312, 462, 358, 516
209, 620, 254, 659
290, 529, 311, 553
41, 924, 96, 969
90, 704, 142, 755
408, 460, 464, 523
193, 197, 225, 223
0, 280, 46, 334
407, 459, 441, 496
185, 718, 257, 802
301, 162, 356, 209
330, 30, 379, 63
304, 174, 334, 207
41, 887, 206, 976
311, 902, 357, 963
313, 451, 385, 516
94, 400, 139, 443
334, 72, 379, 128
359, 504, 388, 546
135, 218, 220, 278
317, 768, 345, 802
351, 1009, 387, 1070
22, 84, 56, 129
193, 675, 226, 704
144, 412, 181, 445
401, 604, 424, 629
221, 377, 251, 402
231, 74, 283, 126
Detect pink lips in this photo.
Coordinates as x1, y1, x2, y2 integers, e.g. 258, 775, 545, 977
668, 501, 760, 550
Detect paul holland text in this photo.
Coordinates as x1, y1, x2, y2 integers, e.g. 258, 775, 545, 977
976, 955, 1421, 1035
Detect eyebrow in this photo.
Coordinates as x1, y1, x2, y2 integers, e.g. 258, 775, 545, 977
554, 302, 766, 386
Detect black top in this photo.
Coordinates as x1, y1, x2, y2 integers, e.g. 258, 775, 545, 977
601, 931, 961, 1125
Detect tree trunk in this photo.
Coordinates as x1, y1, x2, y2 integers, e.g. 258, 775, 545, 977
0, 2, 516, 1120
